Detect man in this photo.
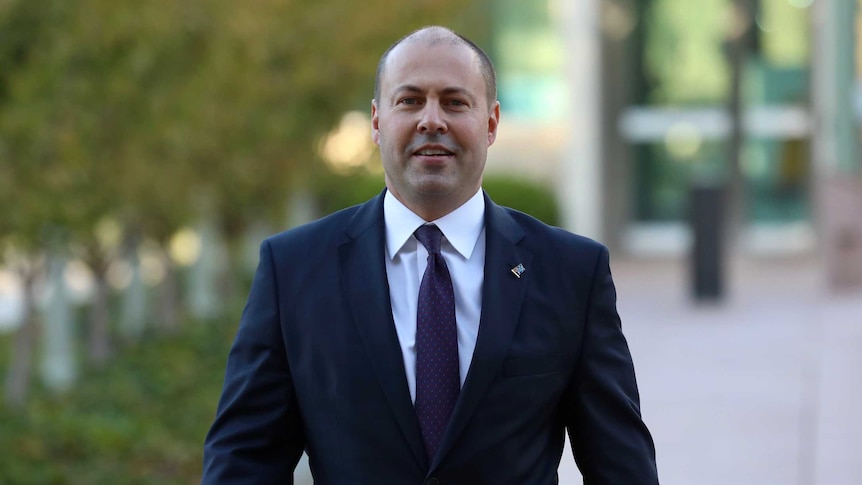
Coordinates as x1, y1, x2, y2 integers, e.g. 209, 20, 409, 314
203, 26, 658, 484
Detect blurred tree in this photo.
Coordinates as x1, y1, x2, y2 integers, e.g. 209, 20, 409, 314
0, 0, 62, 406
0, 249, 43, 409
0, 0, 486, 402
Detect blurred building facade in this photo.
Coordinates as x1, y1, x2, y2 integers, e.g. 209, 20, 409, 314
484, 0, 862, 265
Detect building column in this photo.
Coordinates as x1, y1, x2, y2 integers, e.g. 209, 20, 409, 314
558, 0, 604, 241
812, 0, 862, 288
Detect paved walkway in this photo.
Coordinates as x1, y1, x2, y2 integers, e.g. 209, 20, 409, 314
559, 257, 862, 485
295, 257, 862, 484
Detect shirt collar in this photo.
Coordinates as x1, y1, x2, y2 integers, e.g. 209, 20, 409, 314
384, 188, 485, 260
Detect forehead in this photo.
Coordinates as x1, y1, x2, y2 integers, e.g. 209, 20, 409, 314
380, 42, 485, 99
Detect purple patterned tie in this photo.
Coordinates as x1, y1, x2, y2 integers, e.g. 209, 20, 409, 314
413, 224, 459, 462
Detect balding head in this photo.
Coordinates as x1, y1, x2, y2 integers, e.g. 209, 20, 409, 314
374, 26, 497, 108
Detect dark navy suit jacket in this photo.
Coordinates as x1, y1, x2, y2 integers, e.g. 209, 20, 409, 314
202, 191, 658, 484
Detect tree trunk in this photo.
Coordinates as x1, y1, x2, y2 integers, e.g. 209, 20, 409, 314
40, 254, 77, 392
87, 269, 112, 366
119, 228, 147, 340
158, 250, 181, 331
4, 268, 39, 408
219, 235, 242, 310
189, 217, 226, 321
119, 251, 147, 340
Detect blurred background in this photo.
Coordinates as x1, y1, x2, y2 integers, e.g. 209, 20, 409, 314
1, 0, 860, 483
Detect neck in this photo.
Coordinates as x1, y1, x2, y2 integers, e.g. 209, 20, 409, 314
386, 186, 475, 222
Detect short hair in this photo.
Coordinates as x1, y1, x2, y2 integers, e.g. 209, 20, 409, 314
373, 26, 497, 108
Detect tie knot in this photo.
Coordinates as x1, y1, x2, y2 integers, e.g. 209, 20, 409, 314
414, 224, 443, 255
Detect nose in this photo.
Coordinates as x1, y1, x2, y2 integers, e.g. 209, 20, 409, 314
417, 102, 448, 134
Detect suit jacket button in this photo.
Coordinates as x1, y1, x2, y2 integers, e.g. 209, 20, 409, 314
425, 478, 440, 485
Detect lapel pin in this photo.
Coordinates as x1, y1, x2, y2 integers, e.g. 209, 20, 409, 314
511, 263, 526, 279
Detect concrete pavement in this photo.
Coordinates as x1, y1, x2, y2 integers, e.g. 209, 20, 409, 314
578, 257, 862, 485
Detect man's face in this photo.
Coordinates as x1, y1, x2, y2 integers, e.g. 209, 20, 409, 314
372, 42, 500, 219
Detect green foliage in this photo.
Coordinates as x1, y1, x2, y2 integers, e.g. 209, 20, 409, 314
311, 169, 559, 226
312, 169, 386, 216
0, 0, 489, 245
0, 319, 237, 484
482, 175, 559, 226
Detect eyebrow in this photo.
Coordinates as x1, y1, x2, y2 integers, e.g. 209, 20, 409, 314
390, 85, 478, 105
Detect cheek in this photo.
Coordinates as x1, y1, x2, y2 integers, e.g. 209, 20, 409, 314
377, 122, 406, 145
457, 119, 487, 142
458, 131, 485, 152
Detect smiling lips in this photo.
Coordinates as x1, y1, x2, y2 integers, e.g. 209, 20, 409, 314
413, 145, 455, 161
416, 149, 452, 155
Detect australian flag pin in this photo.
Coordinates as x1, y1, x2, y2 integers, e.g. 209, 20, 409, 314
511, 263, 526, 279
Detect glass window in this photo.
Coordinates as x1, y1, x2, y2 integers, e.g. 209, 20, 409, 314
493, 0, 568, 120
631, 0, 813, 224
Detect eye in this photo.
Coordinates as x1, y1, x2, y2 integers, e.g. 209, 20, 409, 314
446, 99, 469, 108
398, 97, 421, 106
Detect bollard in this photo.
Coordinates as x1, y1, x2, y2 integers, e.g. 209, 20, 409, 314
690, 183, 725, 301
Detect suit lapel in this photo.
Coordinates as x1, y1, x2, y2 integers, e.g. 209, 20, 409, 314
433, 194, 533, 469
337, 192, 428, 471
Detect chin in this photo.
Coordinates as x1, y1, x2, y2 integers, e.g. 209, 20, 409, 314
412, 182, 456, 198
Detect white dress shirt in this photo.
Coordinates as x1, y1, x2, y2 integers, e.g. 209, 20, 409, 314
384, 189, 486, 403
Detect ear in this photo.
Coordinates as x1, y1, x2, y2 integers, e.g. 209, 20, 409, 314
487, 100, 501, 146
371, 99, 380, 146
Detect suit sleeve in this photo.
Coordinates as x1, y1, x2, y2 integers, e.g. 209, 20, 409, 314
202, 240, 305, 484
565, 247, 658, 484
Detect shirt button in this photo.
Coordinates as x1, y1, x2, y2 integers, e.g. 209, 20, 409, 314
425, 478, 440, 485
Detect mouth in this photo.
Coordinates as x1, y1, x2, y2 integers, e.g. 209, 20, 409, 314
412, 145, 455, 161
